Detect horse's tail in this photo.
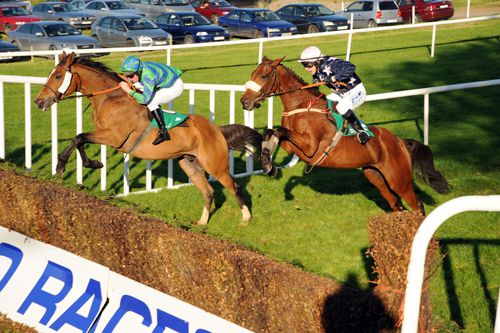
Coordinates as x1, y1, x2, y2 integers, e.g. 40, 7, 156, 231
219, 124, 262, 160
404, 139, 451, 194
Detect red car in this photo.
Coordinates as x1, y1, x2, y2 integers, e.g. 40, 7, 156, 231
0, 6, 40, 34
190, 0, 235, 24
398, 0, 454, 23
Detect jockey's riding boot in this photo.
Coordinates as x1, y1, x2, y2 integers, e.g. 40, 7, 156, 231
151, 108, 171, 145
344, 110, 370, 145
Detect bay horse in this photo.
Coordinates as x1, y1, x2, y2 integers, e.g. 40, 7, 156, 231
240, 56, 450, 214
34, 52, 263, 225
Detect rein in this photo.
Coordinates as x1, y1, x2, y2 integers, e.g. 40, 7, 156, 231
45, 63, 131, 103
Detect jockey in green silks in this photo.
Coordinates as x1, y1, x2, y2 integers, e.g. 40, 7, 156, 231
119, 55, 183, 145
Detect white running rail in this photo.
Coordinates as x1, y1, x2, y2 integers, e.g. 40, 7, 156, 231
401, 195, 500, 333
0, 77, 499, 195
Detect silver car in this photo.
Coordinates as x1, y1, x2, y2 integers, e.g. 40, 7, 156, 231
0, 0, 30, 10
8, 21, 99, 54
91, 14, 171, 47
124, 0, 194, 19
337, 0, 402, 28
84, 0, 144, 19
30, 2, 96, 29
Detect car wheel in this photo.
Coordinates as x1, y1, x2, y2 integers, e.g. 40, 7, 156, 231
255, 30, 264, 38
414, 14, 422, 23
48, 45, 57, 59
126, 38, 135, 47
211, 14, 219, 24
367, 19, 377, 28
307, 24, 319, 34
184, 35, 194, 44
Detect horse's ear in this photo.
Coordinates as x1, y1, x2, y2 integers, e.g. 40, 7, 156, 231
262, 55, 269, 62
67, 52, 76, 64
271, 56, 286, 66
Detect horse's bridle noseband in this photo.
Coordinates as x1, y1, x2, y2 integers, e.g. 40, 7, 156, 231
244, 64, 281, 104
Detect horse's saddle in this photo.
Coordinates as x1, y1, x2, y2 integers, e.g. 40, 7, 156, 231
328, 112, 375, 138
151, 110, 189, 130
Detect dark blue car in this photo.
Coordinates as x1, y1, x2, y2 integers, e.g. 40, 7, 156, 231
275, 4, 349, 34
155, 12, 229, 44
218, 8, 297, 38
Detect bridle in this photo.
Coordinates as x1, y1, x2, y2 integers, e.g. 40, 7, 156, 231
244, 63, 323, 102
43, 62, 122, 104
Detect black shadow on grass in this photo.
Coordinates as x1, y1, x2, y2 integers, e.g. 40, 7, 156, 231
321, 273, 395, 333
439, 238, 500, 329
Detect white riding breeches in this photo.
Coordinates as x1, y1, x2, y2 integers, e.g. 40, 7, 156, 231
147, 78, 184, 112
326, 83, 366, 115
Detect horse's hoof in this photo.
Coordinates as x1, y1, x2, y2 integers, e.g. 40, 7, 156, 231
268, 166, 278, 177
85, 160, 103, 169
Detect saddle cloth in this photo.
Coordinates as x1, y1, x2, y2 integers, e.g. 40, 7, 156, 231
330, 112, 375, 138
151, 110, 188, 130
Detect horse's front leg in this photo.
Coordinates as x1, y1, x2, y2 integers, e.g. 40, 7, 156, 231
261, 129, 278, 176
57, 129, 124, 175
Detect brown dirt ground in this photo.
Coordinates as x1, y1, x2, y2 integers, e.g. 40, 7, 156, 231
0, 168, 435, 332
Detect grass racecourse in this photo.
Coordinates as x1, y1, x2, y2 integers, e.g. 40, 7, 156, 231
0, 19, 499, 332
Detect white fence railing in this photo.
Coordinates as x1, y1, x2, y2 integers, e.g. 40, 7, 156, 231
0, 15, 498, 66
0, 76, 499, 195
401, 195, 500, 333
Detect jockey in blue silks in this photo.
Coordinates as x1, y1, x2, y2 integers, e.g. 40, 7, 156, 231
119, 55, 183, 145
298, 46, 370, 145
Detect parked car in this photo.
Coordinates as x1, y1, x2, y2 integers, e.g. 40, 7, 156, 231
0, 6, 40, 34
398, 0, 453, 22
31, 2, 96, 29
124, 0, 194, 19
8, 21, 99, 54
0, 0, 31, 10
155, 11, 227, 43
337, 0, 402, 28
91, 14, 171, 47
218, 8, 297, 38
0, 38, 26, 61
189, 0, 235, 24
274, 4, 348, 34
68, 0, 92, 11
84, 0, 144, 19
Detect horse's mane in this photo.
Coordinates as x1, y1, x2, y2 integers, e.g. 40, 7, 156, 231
279, 63, 322, 97
75, 57, 121, 81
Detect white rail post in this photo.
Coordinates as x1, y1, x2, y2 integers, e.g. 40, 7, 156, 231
401, 195, 500, 333
0, 82, 4, 161
466, 0, 471, 18
412, 6, 416, 24
51, 104, 57, 175
229, 90, 235, 175
100, 145, 106, 191
346, 14, 354, 61
76, 92, 83, 184
24, 83, 31, 172
258, 40, 263, 64
123, 153, 130, 195
424, 93, 429, 145
430, 24, 437, 57
167, 101, 174, 188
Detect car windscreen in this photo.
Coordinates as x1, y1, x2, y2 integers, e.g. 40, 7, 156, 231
180, 14, 211, 25
0, 6, 30, 16
51, 4, 72, 12
123, 17, 158, 29
43, 24, 82, 36
106, 1, 132, 9
303, 5, 335, 16
253, 10, 280, 22
379, 1, 398, 10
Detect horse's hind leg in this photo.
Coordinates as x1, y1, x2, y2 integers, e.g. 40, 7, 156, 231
178, 157, 214, 225
214, 172, 251, 222
362, 167, 404, 211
